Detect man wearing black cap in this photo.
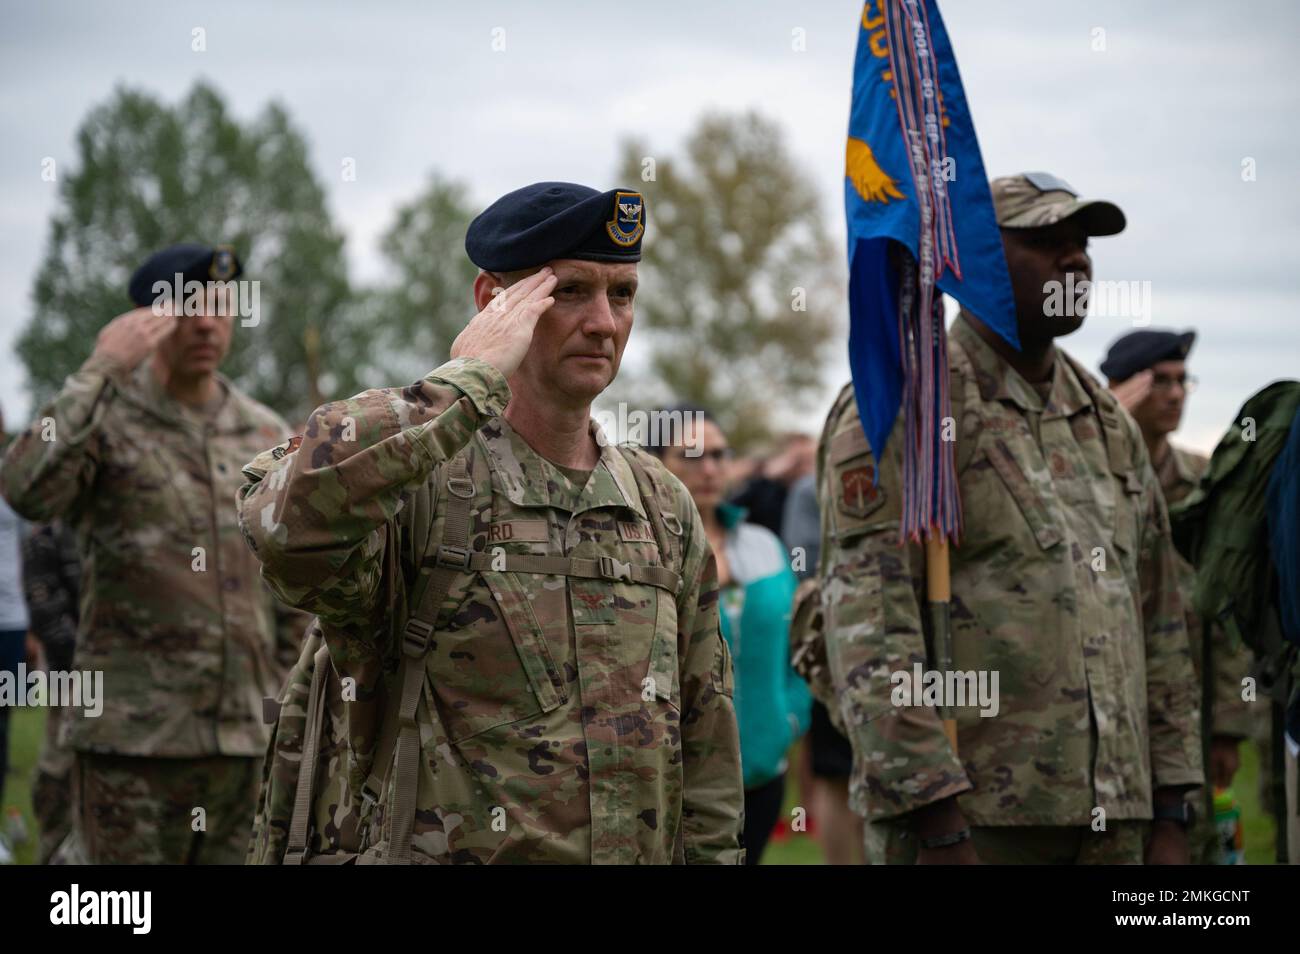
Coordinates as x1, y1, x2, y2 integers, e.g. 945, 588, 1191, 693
1102, 329, 1201, 496
0, 244, 307, 864
239, 183, 744, 864
1103, 328, 1253, 863
813, 173, 1203, 865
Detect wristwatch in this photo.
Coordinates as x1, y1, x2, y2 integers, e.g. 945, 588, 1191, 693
1152, 801, 1194, 828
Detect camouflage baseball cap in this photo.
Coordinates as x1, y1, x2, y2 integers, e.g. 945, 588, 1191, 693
990, 171, 1126, 236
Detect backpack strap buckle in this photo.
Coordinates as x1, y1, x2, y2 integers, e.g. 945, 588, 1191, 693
402, 617, 434, 657
433, 544, 471, 570
599, 555, 634, 583
446, 475, 475, 499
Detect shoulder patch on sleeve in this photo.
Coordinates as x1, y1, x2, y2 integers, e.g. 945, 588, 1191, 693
838, 462, 887, 519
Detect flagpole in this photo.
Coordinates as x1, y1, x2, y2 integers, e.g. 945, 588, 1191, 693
924, 537, 957, 751
846, 0, 1016, 761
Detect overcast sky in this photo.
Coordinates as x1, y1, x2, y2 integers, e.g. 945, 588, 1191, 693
2, 0, 1297, 451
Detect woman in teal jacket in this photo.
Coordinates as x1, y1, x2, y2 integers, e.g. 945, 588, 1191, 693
651, 406, 811, 864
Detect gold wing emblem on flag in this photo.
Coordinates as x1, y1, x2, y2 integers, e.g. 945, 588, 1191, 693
846, 137, 904, 204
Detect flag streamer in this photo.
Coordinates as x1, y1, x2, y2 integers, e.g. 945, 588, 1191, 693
886, 0, 960, 542
844, 0, 1018, 544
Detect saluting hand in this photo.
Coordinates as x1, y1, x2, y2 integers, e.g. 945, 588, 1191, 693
1109, 369, 1154, 414
92, 306, 178, 373
450, 267, 557, 379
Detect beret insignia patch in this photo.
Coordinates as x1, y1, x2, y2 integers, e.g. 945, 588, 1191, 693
210, 245, 237, 281
605, 191, 644, 247
839, 464, 884, 518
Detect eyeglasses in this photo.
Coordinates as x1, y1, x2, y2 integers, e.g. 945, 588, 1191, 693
1152, 373, 1198, 394
669, 448, 734, 464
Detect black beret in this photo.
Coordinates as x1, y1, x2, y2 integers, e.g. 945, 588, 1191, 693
128, 243, 243, 307
465, 182, 646, 272
1099, 329, 1196, 382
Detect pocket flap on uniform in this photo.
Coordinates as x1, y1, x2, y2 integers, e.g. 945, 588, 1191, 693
645, 593, 680, 708
480, 569, 567, 713
829, 422, 871, 465
827, 420, 896, 537
709, 631, 735, 699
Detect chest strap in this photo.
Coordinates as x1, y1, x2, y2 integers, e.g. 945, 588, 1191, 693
422, 546, 682, 596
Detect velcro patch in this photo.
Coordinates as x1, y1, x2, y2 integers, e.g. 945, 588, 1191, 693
617, 520, 657, 544
486, 519, 549, 544
272, 434, 304, 461
839, 464, 886, 518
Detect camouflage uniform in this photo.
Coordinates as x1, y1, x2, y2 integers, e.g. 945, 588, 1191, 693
73, 753, 262, 864
0, 352, 307, 864
816, 313, 1203, 863
1157, 445, 1254, 862
238, 356, 744, 864
20, 521, 81, 863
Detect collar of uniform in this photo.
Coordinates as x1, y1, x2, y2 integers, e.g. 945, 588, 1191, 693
582, 416, 648, 517
210, 376, 274, 435
128, 361, 260, 433
953, 311, 1092, 420
478, 415, 647, 518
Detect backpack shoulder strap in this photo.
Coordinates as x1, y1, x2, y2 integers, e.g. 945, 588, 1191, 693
618, 443, 691, 866
381, 449, 477, 865
283, 638, 332, 864
619, 444, 686, 575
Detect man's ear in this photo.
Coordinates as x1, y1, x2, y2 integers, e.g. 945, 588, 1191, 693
473, 271, 505, 312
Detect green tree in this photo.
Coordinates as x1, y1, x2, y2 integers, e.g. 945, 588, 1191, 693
614, 110, 842, 450
17, 81, 353, 422
354, 175, 478, 387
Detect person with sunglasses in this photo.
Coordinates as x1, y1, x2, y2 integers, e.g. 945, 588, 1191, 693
649, 405, 811, 864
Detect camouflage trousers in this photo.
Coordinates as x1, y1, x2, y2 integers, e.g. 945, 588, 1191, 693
73, 752, 261, 864
33, 704, 74, 864
865, 820, 1149, 864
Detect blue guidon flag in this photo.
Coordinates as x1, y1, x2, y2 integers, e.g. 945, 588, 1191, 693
845, 0, 1018, 542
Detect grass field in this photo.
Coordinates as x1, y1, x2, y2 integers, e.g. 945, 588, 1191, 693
1, 706, 1279, 865
760, 739, 1278, 864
